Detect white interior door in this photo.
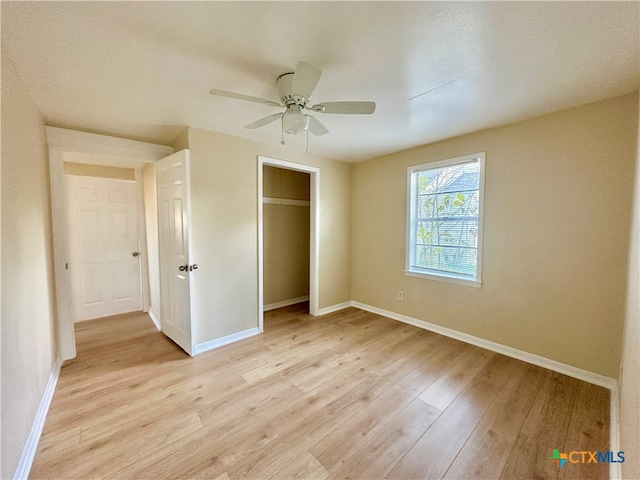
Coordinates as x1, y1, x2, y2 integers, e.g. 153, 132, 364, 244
156, 150, 195, 355
66, 176, 143, 321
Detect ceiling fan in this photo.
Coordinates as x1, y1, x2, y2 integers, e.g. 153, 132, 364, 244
209, 61, 375, 141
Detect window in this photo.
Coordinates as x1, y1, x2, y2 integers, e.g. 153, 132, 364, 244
406, 153, 485, 287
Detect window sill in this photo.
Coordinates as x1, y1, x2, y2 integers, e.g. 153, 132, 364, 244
404, 269, 482, 288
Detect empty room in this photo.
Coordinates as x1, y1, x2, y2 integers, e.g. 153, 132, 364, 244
1, 2, 639, 479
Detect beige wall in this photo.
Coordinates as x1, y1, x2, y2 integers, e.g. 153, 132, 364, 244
352, 93, 638, 378
619, 96, 639, 480
185, 128, 351, 343
63, 162, 135, 180
1, 49, 58, 478
263, 166, 310, 305
173, 128, 189, 152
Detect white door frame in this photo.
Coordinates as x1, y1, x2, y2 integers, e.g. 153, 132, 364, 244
47, 127, 173, 360
257, 156, 320, 331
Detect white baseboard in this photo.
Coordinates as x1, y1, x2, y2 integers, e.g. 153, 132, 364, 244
317, 301, 352, 316
609, 383, 621, 480
148, 308, 161, 331
194, 327, 261, 355
14, 357, 62, 480
263, 296, 309, 312
351, 301, 618, 390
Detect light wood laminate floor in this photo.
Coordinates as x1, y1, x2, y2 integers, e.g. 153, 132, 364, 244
30, 304, 610, 479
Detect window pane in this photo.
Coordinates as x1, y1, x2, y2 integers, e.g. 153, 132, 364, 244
409, 157, 482, 281
413, 244, 478, 276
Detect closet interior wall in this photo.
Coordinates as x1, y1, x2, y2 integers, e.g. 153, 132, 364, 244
262, 165, 310, 310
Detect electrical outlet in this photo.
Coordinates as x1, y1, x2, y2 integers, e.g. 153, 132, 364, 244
397, 290, 404, 301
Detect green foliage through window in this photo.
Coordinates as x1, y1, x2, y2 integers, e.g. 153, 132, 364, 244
408, 156, 484, 281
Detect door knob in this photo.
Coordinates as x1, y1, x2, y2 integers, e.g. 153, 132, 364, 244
132, 252, 141, 257
178, 264, 197, 272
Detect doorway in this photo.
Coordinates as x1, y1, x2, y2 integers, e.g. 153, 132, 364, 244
262, 165, 310, 313
257, 156, 320, 331
47, 127, 174, 360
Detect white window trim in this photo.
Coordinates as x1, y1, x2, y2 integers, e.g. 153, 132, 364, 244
405, 152, 486, 288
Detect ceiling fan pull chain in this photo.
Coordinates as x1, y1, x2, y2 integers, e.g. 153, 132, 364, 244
280, 115, 285, 145
306, 129, 309, 153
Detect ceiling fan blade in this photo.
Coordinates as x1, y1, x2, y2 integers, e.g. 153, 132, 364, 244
307, 115, 329, 136
291, 61, 322, 99
244, 113, 283, 129
310, 101, 376, 114
210, 89, 281, 107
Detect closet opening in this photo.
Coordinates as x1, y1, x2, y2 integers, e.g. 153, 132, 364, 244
257, 156, 320, 331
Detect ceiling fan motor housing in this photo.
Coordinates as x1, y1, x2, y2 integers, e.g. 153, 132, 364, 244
277, 73, 307, 108
209, 61, 374, 138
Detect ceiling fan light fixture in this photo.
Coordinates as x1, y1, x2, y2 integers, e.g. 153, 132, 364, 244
210, 61, 375, 142
282, 111, 310, 135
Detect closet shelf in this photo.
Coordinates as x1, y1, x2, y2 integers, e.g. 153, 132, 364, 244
263, 197, 310, 207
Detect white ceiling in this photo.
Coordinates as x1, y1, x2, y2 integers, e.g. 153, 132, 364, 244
2, 1, 638, 162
